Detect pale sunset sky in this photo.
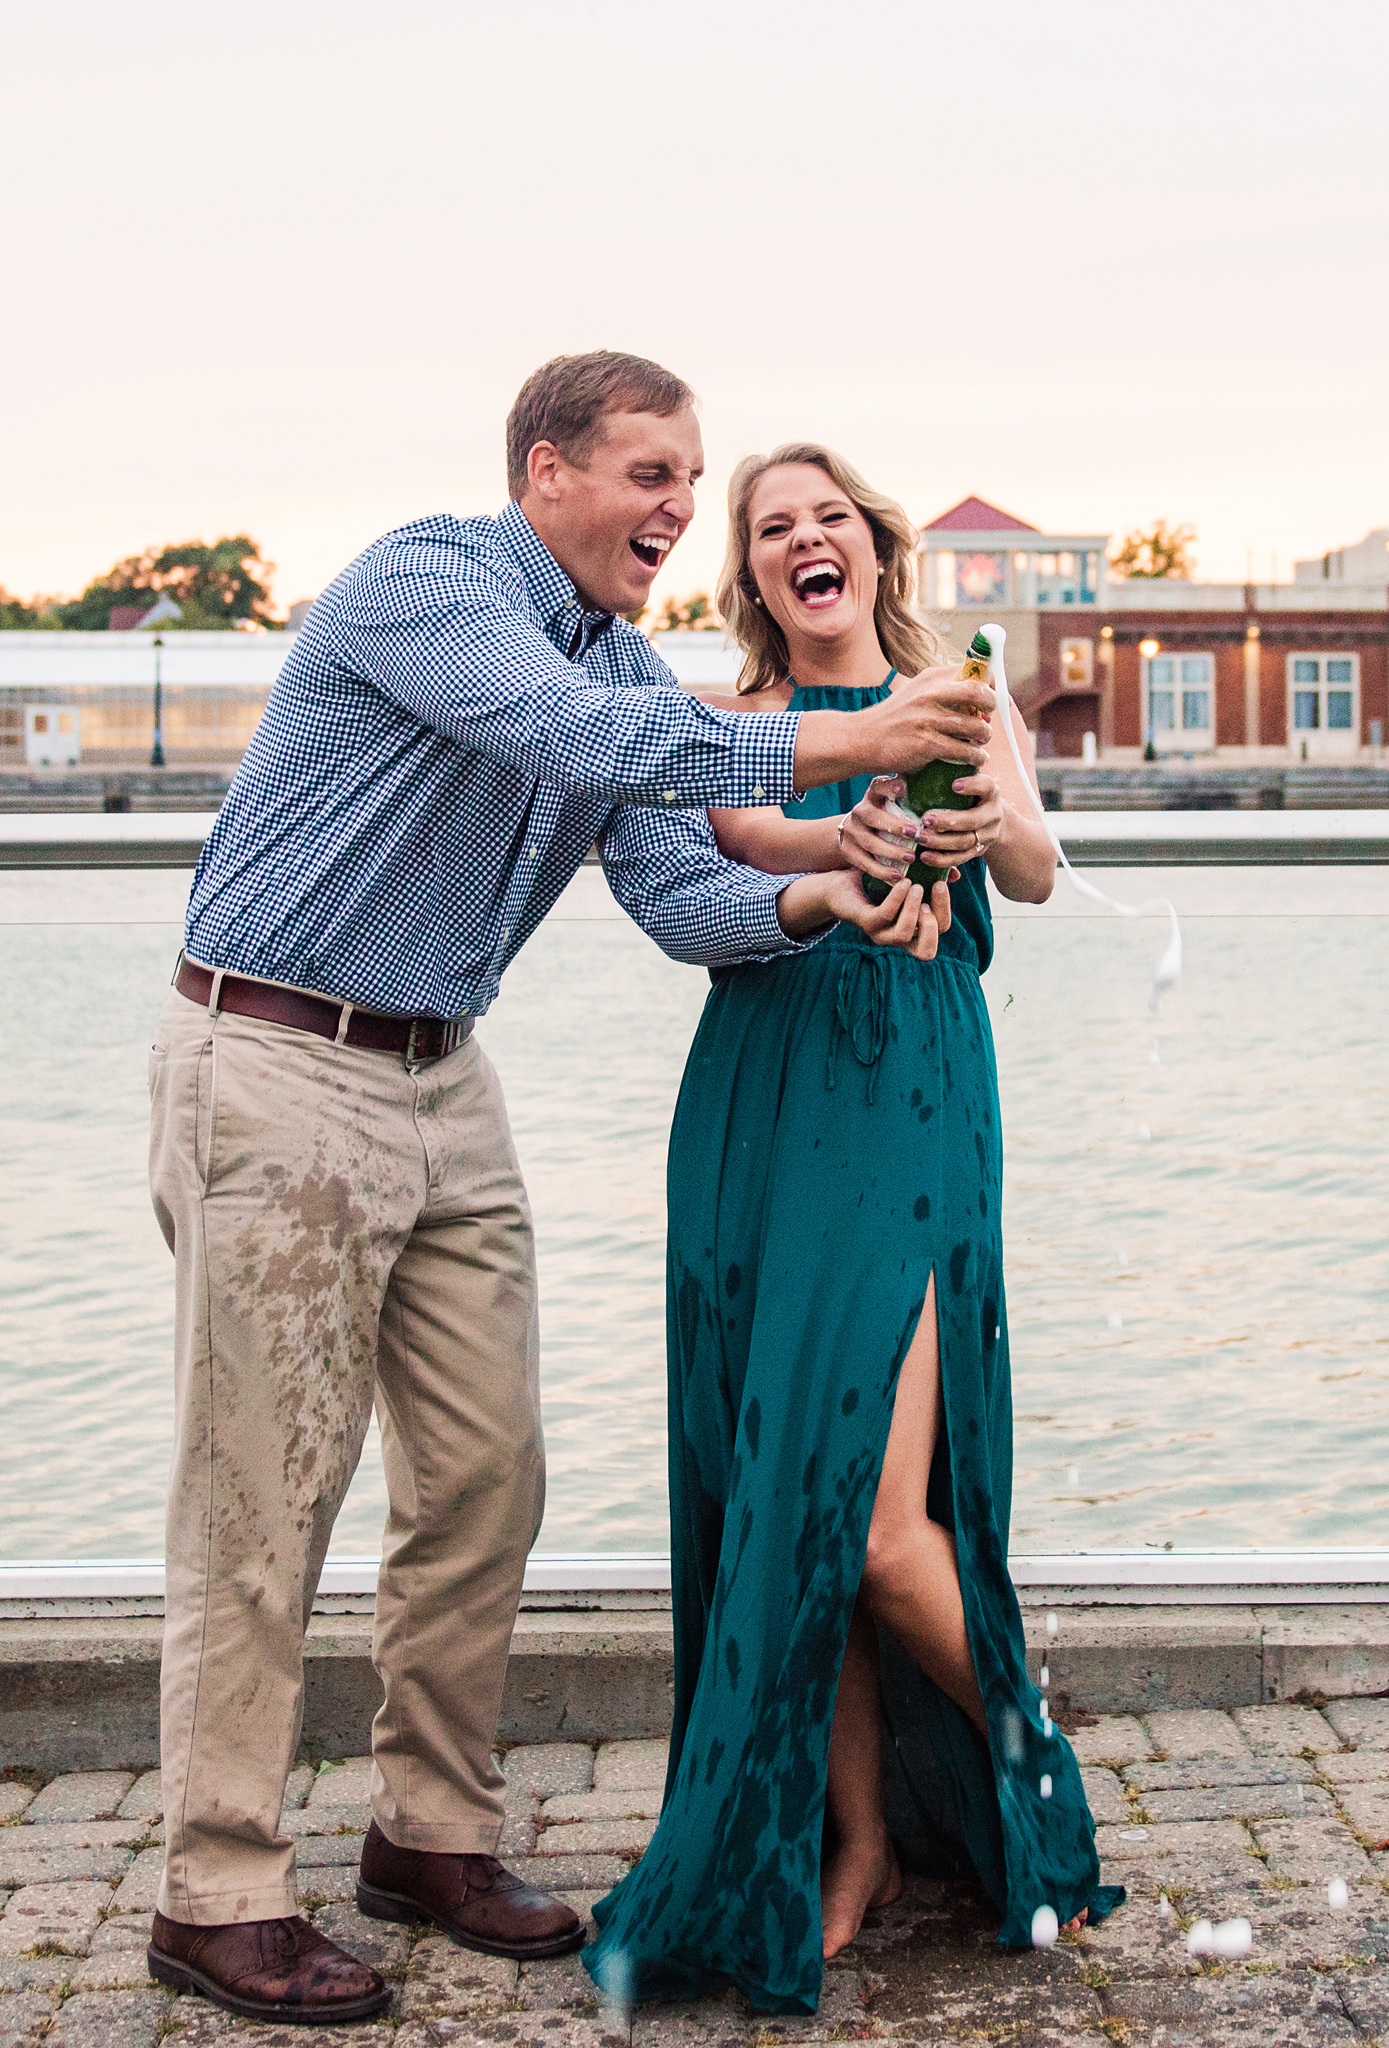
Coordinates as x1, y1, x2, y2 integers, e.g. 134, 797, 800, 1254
3, 0, 1386, 617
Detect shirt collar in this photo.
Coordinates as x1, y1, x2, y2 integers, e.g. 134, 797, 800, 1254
498, 500, 613, 653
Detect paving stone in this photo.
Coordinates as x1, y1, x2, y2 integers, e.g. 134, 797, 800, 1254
533, 1816, 656, 1858
503, 1745, 594, 1799
511, 1855, 628, 1892
89, 1918, 151, 1951
0, 1991, 59, 2043
498, 1795, 538, 1858
174, 2016, 395, 2048
114, 1773, 163, 1824
554, 1890, 607, 1942
281, 1804, 371, 1837
296, 1863, 361, 1906
592, 1741, 668, 1794
1320, 1749, 1389, 1785
67, 1948, 157, 1991
295, 1832, 368, 1868
1325, 1697, 1389, 1749
1095, 1819, 1261, 1894
517, 1951, 600, 2011
1192, 1890, 1389, 1970
46, 1987, 171, 2047
0, 1847, 132, 1889
850, 1944, 1102, 2048
0, 1881, 109, 1954
628, 1998, 755, 2048
1080, 1888, 1205, 1977
1125, 1756, 1315, 1793
307, 1756, 375, 1807
4, 1824, 155, 1855
23, 1775, 134, 1825
0, 1957, 76, 1993
283, 1763, 317, 1810
1234, 1704, 1341, 1754
541, 1789, 665, 1824
396, 2024, 625, 2048
312, 1900, 412, 1977
1335, 1782, 1389, 1843
739, 1967, 870, 2040
1142, 1784, 1335, 1825
1336, 1968, 1389, 2039
108, 1846, 164, 1915
0, 1789, 36, 1824
1064, 1713, 1152, 1767
1145, 1710, 1252, 1759
1078, 1768, 1129, 1825
1252, 1816, 1375, 1885
1103, 1972, 1357, 2043
400, 1931, 519, 2018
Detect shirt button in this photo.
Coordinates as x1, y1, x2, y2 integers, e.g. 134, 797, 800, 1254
663, 789, 678, 804
500, 926, 511, 940
753, 783, 766, 800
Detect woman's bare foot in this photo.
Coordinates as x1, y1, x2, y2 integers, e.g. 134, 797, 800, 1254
1062, 1908, 1090, 1934
821, 1835, 902, 1957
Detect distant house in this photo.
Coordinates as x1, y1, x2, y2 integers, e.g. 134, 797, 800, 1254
107, 594, 183, 631
916, 500, 1389, 761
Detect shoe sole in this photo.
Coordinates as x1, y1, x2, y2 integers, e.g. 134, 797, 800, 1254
355, 1877, 587, 1959
147, 1944, 392, 2026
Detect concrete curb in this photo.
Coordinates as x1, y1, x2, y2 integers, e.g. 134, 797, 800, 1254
3, 1601, 1388, 1772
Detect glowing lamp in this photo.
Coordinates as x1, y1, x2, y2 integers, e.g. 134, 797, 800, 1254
1139, 638, 1160, 658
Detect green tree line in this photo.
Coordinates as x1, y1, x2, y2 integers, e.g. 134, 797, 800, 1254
0, 537, 280, 630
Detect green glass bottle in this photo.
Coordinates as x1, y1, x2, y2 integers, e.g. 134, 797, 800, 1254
861, 630, 990, 903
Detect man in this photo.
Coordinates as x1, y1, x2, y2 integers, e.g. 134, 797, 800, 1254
145, 351, 992, 2025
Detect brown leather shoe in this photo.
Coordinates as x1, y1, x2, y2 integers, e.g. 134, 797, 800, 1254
147, 1908, 390, 2025
356, 1819, 584, 1959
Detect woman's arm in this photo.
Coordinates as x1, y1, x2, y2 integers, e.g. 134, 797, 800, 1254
709, 806, 844, 874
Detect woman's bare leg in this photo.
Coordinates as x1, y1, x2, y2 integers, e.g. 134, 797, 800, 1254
859, 1274, 1086, 1928
821, 1601, 901, 1957
860, 1274, 986, 1734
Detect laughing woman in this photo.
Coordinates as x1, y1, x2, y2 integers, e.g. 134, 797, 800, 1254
584, 444, 1122, 2015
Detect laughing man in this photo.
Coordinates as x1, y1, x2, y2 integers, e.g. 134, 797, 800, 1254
145, 351, 979, 2025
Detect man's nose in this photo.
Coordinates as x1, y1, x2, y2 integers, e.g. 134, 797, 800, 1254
662, 479, 696, 528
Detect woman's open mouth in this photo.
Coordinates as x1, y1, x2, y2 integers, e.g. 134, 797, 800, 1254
792, 559, 845, 609
629, 534, 673, 571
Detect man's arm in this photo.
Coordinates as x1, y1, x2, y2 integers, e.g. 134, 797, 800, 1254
328, 525, 996, 809
331, 529, 802, 809
599, 802, 819, 968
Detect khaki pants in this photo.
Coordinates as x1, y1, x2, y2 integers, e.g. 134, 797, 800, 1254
148, 987, 543, 1924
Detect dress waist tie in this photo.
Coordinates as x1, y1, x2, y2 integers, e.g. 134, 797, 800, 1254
828, 950, 889, 1104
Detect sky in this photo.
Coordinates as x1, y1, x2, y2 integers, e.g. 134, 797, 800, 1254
3, 0, 1387, 617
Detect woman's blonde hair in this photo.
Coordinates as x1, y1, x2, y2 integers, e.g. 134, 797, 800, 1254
715, 442, 950, 695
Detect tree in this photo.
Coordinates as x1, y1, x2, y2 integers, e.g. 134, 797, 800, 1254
0, 588, 40, 630
654, 591, 721, 632
54, 537, 279, 630
1109, 521, 1197, 580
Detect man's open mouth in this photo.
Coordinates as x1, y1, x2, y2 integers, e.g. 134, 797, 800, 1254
792, 559, 845, 608
630, 534, 673, 571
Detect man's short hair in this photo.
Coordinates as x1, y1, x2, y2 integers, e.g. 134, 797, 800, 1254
506, 351, 696, 499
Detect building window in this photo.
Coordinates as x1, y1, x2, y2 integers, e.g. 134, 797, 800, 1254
1287, 653, 1358, 750
1144, 653, 1213, 749
1060, 638, 1094, 689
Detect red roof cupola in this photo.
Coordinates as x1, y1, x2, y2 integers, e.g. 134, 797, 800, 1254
920, 496, 1038, 534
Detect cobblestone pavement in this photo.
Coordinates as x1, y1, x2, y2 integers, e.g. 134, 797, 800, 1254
2, 1699, 1388, 2043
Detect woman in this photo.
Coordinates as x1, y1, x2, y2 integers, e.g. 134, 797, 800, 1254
586, 445, 1122, 2014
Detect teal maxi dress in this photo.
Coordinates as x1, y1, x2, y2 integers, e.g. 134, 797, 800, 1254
586, 679, 1122, 2014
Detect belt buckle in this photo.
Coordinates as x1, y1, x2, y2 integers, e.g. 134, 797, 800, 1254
405, 1018, 421, 1068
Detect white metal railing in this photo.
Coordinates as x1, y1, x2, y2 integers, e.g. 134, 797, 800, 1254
5, 1552, 1388, 1603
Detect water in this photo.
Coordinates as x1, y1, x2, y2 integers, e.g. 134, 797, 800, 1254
1, 872, 1386, 1559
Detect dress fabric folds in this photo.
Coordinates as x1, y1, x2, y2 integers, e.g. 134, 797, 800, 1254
585, 682, 1122, 2014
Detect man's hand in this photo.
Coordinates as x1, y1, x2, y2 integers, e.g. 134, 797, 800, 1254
868, 664, 996, 775
818, 867, 954, 961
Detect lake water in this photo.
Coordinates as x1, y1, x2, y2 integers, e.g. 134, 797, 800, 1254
1, 866, 1386, 1560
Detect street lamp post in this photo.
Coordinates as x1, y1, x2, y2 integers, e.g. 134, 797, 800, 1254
150, 634, 165, 768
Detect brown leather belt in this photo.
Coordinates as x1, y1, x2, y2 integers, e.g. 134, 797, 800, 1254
174, 957, 472, 1062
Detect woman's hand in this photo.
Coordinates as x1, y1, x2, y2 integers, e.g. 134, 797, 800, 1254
914, 769, 1009, 866
836, 776, 924, 883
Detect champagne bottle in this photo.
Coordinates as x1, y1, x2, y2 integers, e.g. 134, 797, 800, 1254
861, 630, 990, 903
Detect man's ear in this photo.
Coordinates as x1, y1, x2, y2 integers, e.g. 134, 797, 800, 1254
525, 442, 564, 503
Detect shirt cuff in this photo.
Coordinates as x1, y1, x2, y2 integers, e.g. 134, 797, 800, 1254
737, 875, 830, 959
731, 710, 801, 806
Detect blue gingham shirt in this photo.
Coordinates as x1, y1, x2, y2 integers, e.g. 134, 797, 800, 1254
185, 501, 811, 1016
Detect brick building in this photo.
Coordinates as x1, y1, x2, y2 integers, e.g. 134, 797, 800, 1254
916, 500, 1389, 761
